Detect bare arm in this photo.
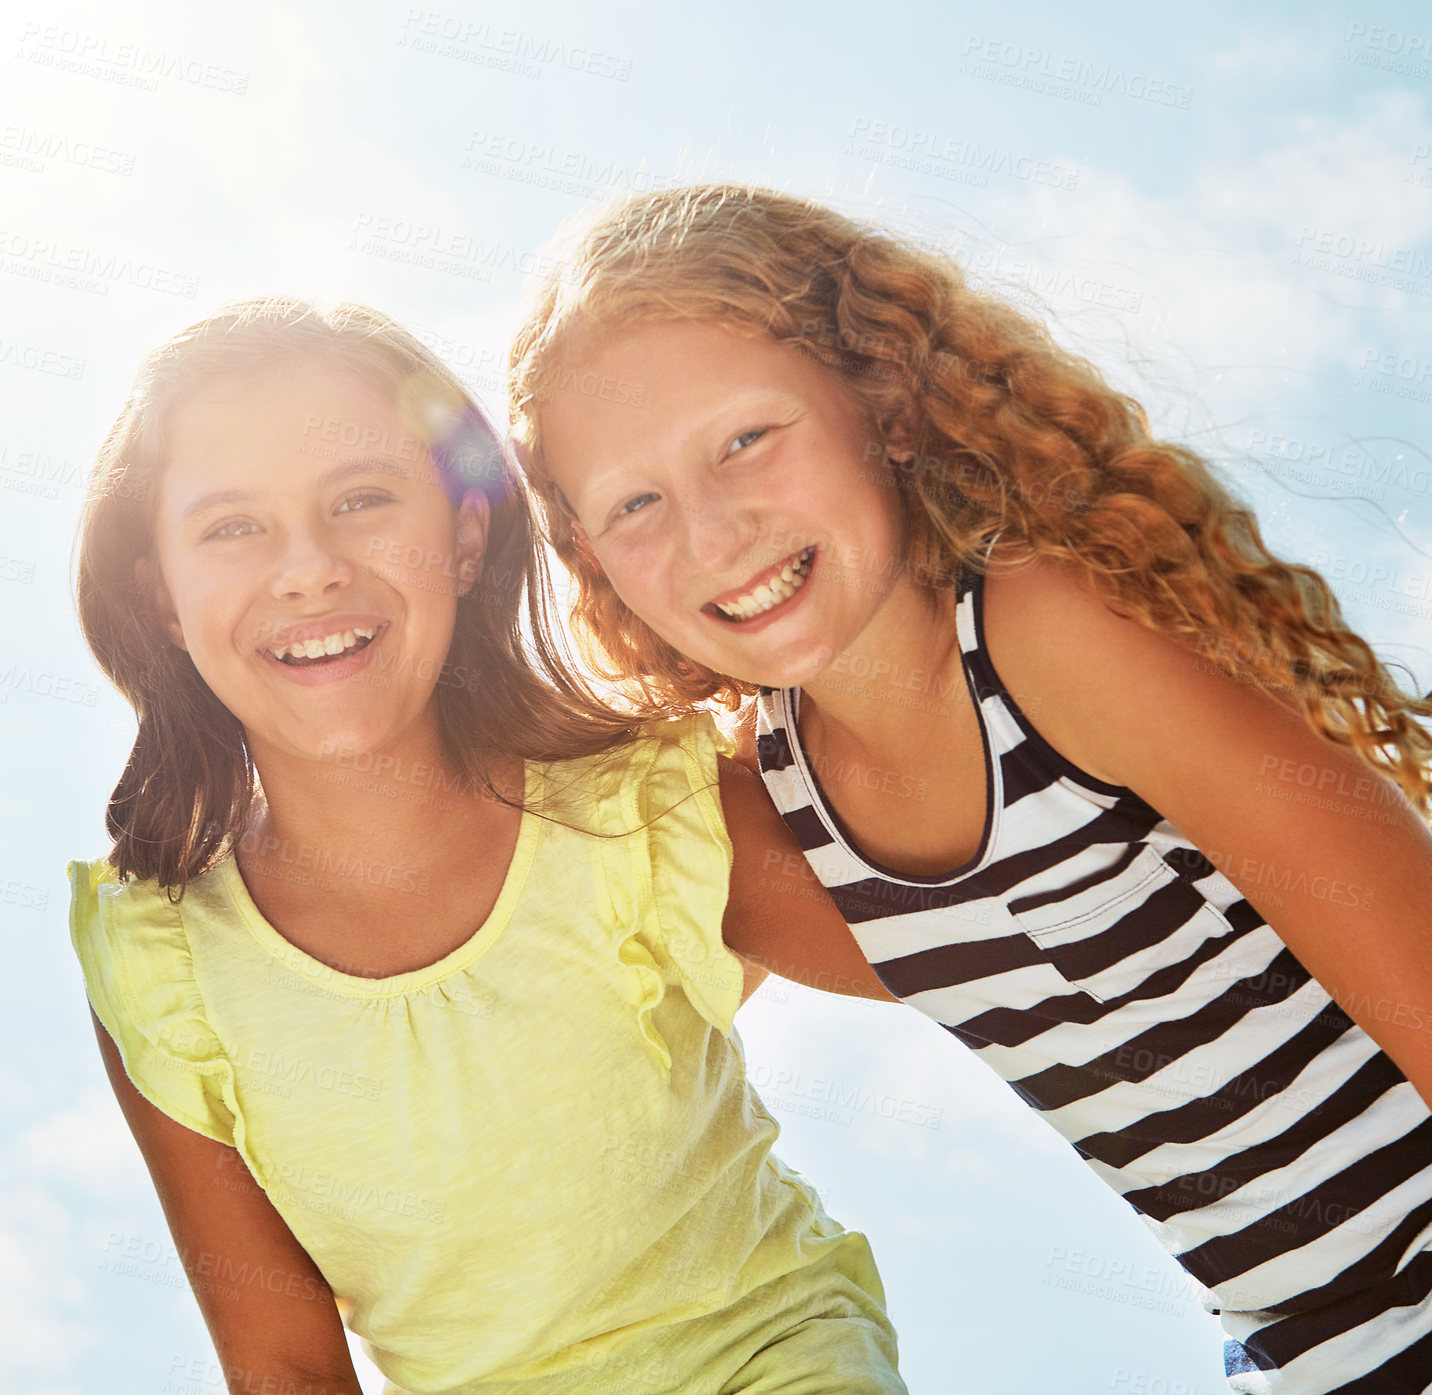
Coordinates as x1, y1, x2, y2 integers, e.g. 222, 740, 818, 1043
718, 754, 900, 1003
91, 1011, 364, 1395
988, 557, 1432, 1108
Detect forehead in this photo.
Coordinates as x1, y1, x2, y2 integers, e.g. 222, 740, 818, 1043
159, 360, 439, 504
166, 359, 405, 460
538, 319, 849, 469
551, 317, 795, 394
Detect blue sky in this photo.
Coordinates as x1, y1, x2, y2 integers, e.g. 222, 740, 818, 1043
2, 2, 1430, 1392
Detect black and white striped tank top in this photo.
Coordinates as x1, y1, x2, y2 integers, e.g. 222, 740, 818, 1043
755, 564, 1432, 1322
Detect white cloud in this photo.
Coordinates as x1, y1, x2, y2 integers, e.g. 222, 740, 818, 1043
16, 1089, 150, 1203
1206, 31, 1329, 80
0, 1126, 108, 1390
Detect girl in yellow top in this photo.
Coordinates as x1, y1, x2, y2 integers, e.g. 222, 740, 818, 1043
69, 298, 904, 1395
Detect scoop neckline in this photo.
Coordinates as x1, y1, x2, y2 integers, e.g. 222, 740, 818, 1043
785, 676, 998, 890
775, 569, 999, 888
220, 761, 541, 997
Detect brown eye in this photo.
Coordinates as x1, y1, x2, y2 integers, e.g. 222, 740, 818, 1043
336, 490, 393, 514
203, 518, 259, 541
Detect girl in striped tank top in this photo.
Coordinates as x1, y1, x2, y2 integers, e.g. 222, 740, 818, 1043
509, 184, 1432, 1393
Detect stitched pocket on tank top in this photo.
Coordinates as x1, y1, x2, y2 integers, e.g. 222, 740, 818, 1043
1010, 844, 1213, 1005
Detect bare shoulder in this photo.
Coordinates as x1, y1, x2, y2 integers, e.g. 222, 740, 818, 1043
981, 549, 1143, 656
980, 550, 1249, 790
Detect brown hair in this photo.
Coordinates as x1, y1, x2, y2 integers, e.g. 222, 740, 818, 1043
78, 297, 637, 893
509, 183, 1432, 811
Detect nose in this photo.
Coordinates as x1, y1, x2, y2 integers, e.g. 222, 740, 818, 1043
269, 523, 354, 601
676, 482, 758, 572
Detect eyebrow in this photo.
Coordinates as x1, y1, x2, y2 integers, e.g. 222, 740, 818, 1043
178, 455, 423, 523
577, 389, 790, 494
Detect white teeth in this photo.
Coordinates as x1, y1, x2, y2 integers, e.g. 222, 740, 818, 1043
713, 548, 815, 622
267, 625, 379, 662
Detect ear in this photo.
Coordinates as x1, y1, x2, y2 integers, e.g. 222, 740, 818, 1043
134, 557, 187, 651
454, 488, 491, 594
878, 388, 919, 465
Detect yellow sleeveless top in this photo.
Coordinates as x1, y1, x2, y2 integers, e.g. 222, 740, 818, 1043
69, 717, 891, 1393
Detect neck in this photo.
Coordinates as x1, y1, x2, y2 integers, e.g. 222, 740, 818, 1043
800, 573, 964, 754
241, 719, 518, 880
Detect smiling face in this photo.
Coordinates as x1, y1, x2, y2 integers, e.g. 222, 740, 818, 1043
539, 319, 917, 690
152, 358, 486, 769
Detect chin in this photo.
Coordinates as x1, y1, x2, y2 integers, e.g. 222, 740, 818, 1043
718, 650, 834, 692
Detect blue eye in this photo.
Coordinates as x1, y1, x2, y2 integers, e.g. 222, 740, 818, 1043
730, 429, 765, 453
617, 492, 659, 517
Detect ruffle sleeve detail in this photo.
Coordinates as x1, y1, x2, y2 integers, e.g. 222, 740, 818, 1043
601, 715, 744, 1075
68, 860, 249, 1163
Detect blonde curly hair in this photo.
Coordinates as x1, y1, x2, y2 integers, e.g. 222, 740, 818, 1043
509, 183, 1432, 811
